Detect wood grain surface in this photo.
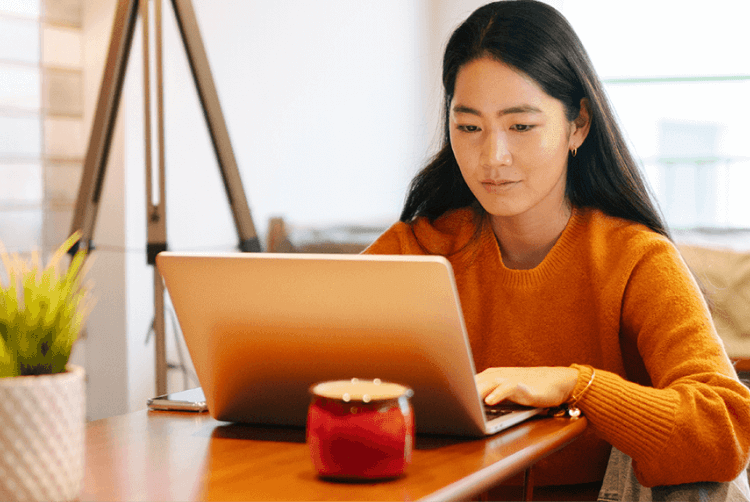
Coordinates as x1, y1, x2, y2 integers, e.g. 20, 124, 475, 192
81, 410, 586, 501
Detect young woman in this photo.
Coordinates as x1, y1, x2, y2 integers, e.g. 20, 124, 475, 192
365, 0, 750, 499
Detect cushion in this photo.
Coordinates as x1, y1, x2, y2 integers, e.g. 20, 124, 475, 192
678, 244, 750, 359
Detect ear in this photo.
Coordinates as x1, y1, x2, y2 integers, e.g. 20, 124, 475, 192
570, 98, 591, 150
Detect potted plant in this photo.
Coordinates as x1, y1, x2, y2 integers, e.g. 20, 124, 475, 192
0, 232, 93, 502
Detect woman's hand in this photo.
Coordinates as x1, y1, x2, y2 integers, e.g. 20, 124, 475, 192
476, 366, 579, 407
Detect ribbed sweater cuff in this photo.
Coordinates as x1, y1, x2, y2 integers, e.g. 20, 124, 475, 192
570, 364, 678, 463
568, 364, 595, 403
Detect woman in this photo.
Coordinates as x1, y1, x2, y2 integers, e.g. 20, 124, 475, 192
365, 0, 750, 499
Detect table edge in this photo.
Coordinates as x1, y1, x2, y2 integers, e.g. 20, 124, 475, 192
418, 417, 588, 502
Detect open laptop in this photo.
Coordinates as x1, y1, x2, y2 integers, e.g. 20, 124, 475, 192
155, 252, 544, 437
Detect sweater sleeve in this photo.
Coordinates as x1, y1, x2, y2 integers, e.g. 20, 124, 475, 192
573, 239, 750, 487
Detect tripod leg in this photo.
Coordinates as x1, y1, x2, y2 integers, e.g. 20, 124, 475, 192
142, 0, 169, 395
153, 264, 167, 394
70, 0, 140, 253
143, 0, 168, 265
169, 0, 261, 252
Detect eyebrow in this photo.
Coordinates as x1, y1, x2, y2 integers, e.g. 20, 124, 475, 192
451, 104, 543, 116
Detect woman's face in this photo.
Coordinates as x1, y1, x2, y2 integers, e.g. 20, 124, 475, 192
449, 57, 588, 223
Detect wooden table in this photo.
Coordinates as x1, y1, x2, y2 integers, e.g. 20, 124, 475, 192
81, 409, 586, 501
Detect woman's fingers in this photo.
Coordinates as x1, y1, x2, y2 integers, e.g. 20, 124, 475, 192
476, 369, 520, 405
475, 367, 580, 408
476, 372, 501, 398
484, 380, 519, 405
475, 369, 507, 397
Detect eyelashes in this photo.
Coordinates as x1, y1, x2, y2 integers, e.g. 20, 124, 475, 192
454, 124, 536, 133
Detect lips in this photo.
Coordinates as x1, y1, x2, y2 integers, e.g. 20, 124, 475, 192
483, 180, 518, 185
481, 180, 519, 193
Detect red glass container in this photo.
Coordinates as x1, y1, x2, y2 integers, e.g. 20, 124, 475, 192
306, 378, 414, 480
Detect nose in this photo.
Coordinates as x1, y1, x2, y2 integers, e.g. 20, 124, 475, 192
482, 130, 512, 168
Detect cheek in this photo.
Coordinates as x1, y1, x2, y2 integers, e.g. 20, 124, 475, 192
449, 134, 473, 170
527, 132, 570, 172
538, 126, 567, 155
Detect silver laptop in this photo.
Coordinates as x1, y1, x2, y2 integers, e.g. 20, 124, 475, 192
156, 252, 543, 436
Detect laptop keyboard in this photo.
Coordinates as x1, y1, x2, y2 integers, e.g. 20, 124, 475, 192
484, 403, 534, 420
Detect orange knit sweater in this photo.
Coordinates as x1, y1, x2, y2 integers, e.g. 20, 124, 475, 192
364, 206, 750, 488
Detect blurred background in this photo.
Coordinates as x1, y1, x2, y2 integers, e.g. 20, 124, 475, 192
1, 0, 748, 420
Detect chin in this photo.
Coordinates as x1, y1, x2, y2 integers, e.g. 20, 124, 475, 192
473, 197, 526, 218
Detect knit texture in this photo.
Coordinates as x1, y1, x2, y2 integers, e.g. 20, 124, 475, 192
364, 207, 750, 487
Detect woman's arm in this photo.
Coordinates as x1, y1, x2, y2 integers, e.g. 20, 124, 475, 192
573, 240, 750, 487
474, 239, 750, 487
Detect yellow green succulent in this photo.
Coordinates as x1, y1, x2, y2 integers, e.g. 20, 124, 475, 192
0, 232, 93, 377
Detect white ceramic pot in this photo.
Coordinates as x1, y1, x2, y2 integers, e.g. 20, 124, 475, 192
0, 365, 85, 502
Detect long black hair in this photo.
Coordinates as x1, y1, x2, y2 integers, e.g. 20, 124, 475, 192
400, 0, 670, 239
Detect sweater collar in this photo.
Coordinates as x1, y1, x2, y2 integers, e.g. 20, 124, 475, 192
478, 206, 589, 286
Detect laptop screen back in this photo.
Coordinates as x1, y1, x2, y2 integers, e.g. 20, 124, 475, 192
156, 252, 491, 436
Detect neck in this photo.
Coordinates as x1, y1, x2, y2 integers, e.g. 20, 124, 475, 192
491, 201, 572, 270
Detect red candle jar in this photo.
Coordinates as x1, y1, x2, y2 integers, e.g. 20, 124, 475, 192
307, 378, 414, 480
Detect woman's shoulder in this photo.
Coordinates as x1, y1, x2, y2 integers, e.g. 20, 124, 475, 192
364, 207, 481, 256
572, 207, 681, 271
579, 207, 673, 250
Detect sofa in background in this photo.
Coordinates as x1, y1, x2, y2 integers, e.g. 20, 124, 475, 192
678, 243, 750, 366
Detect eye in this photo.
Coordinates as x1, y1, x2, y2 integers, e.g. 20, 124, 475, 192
457, 124, 480, 132
511, 124, 535, 132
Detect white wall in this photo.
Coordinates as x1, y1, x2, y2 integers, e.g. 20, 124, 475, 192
154, 0, 430, 249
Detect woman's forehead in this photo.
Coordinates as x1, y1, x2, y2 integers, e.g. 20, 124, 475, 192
451, 57, 560, 116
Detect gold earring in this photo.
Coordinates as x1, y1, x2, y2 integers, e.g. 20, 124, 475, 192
571, 147, 577, 157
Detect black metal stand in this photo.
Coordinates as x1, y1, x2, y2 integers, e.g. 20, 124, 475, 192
70, 0, 260, 395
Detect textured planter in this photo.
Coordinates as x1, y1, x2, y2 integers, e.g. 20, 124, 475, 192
0, 365, 85, 502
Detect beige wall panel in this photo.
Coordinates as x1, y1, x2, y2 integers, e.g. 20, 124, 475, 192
44, 116, 84, 158
43, 0, 82, 27
42, 204, 74, 251
44, 161, 82, 203
42, 25, 82, 67
44, 68, 83, 116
